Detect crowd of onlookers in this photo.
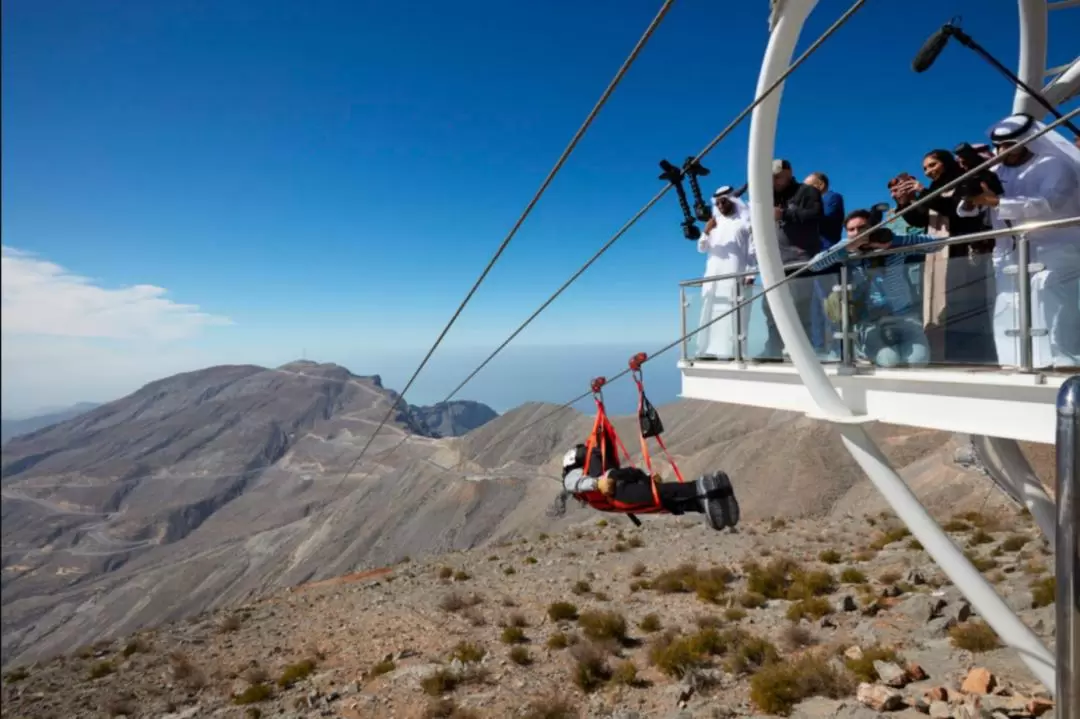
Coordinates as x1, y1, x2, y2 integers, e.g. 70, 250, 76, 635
694, 115, 1080, 370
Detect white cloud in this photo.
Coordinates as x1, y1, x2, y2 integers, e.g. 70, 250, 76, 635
1, 245, 232, 341
1, 246, 233, 416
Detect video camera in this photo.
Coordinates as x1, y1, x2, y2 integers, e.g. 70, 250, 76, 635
953, 142, 1004, 198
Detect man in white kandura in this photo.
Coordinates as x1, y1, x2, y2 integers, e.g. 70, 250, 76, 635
958, 113, 1080, 369
695, 186, 756, 360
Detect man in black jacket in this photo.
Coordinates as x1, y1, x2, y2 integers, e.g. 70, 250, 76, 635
757, 159, 826, 359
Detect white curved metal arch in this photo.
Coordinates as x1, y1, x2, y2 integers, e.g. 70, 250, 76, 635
746, 0, 1056, 693
1044, 57, 1080, 105
1016, 0, 1049, 116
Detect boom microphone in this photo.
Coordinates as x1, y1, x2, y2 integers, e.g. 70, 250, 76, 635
912, 24, 953, 73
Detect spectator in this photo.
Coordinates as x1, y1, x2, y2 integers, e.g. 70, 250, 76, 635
958, 112, 1080, 369
896, 150, 995, 364
803, 171, 844, 358
803, 172, 844, 248
757, 159, 823, 360
807, 209, 941, 368
694, 187, 755, 360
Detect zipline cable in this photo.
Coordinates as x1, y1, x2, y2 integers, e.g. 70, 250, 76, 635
330, 0, 679, 496
349, 0, 869, 473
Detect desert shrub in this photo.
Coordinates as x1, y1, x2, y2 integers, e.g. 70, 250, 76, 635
749, 652, 854, 716
869, 526, 910, 550
438, 566, 453, 579
785, 597, 833, 622
439, 592, 466, 612
1031, 576, 1056, 608
739, 591, 767, 608
570, 643, 611, 692
950, 621, 1002, 652
1001, 534, 1029, 552
121, 638, 149, 657
628, 536, 644, 549
577, 610, 628, 644
906, 539, 923, 550
88, 661, 115, 679
524, 556, 538, 565
724, 633, 780, 675
547, 602, 578, 622
770, 518, 787, 530
647, 631, 712, 679
639, 613, 662, 632
610, 659, 639, 686
218, 613, 242, 633
943, 518, 971, 532
572, 580, 591, 595
877, 570, 901, 585
462, 606, 486, 627
544, 630, 570, 647
277, 659, 316, 688
501, 626, 527, 645
169, 651, 206, 689
648, 563, 732, 603
509, 646, 533, 666
843, 645, 899, 682
596, 519, 608, 527
449, 642, 485, 663
963, 550, 998, 572
724, 607, 747, 621
4, 667, 29, 682
840, 567, 867, 584
781, 625, 814, 649
503, 566, 516, 576
818, 549, 842, 564
969, 529, 994, 546
630, 562, 647, 577
421, 669, 459, 696
453, 570, 471, 582
233, 683, 272, 705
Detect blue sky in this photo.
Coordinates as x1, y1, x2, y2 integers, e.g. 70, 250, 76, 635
2, 0, 1078, 416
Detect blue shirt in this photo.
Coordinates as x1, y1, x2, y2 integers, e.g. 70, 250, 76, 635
807, 230, 939, 316
819, 190, 845, 247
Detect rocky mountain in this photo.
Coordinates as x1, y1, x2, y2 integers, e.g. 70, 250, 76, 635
409, 400, 499, 438
0, 507, 1057, 719
0, 360, 1036, 676
0, 402, 101, 445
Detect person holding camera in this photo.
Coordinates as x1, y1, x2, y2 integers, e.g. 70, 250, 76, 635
957, 113, 1080, 369
695, 187, 755, 360
805, 209, 941, 368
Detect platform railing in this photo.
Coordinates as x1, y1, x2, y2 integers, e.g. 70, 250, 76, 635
679, 215, 1080, 373
1057, 375, 1080, 719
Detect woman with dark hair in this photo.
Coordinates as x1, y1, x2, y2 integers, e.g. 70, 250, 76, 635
893, 149, 995, 364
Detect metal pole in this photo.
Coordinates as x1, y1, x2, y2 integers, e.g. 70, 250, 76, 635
680, 286, 688, 361
1017, 236, 1034, 372
734, 281, 745, 363
839, 265, 854, 367
1057, 375, 1080, 719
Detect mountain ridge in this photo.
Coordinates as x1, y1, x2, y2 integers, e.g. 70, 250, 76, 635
0, 360, 1029, 671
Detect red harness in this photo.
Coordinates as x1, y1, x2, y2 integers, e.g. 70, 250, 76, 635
572, 352, 685, 516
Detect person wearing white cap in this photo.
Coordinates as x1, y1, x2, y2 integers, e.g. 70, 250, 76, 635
957, 113, 1080, 368
694, 186, 755, 359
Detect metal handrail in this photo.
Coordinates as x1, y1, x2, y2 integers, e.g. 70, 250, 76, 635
679, 214, 1080, 287
1057, 375, 1080, 719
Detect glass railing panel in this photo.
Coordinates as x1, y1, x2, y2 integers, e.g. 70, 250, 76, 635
740, 268, 843, 363
1038, 258, 1080, 370
685, 273, 746, 361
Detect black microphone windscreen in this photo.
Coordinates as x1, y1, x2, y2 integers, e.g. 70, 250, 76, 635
912, 26, 951, 73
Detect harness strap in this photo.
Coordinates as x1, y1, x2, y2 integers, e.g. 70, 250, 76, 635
629, 352, 685, 485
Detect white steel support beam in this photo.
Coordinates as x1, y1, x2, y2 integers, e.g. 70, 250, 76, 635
746, 0, 1056, 693
1016, 0, 1050, 116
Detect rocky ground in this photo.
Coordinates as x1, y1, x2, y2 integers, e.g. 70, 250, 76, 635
0, 506, 1059, 719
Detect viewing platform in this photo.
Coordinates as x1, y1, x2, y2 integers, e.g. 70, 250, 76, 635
677, 219, 1079, 444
